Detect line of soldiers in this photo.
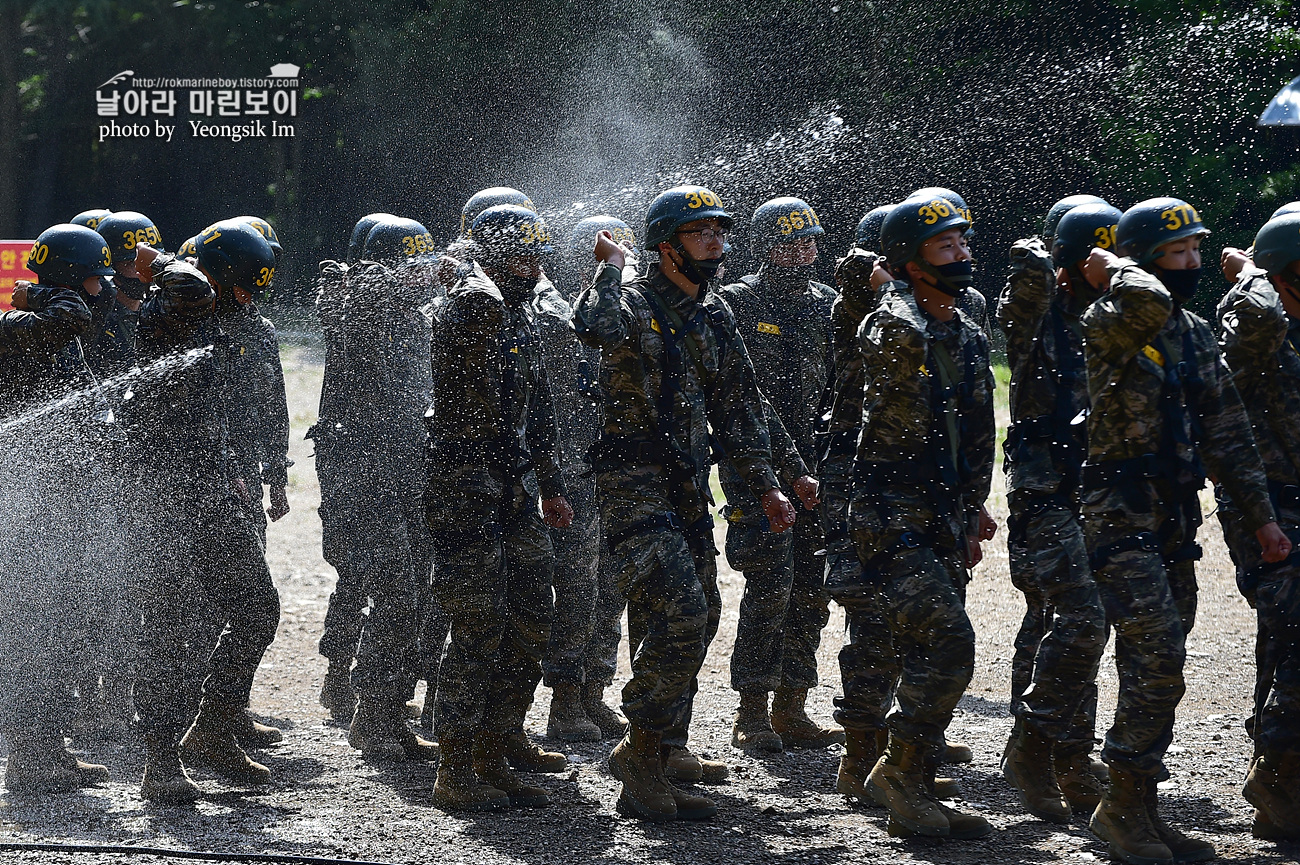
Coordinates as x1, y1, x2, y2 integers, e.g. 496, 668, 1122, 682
3, 180, 1298, 864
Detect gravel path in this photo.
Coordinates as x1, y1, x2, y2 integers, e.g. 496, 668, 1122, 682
2, 347, 1296, 865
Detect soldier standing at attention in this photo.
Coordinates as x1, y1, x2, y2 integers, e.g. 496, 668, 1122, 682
1217, 215, 1300, 841
1079, 197, 1290, 864
719, 195, 837, 753
427, 204, 573, 812
997, 200, 1120, 821
851, 193, 996, 840
574, 185, 796, 822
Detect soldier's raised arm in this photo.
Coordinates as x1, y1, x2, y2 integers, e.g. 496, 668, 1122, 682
1080, 249, 1173, 368
572, 231, 631, 350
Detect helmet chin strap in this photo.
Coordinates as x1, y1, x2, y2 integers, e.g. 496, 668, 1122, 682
669, 242, 723, 288
914, 260, 965, 298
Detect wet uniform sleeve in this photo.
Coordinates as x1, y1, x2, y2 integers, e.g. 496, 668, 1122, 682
1081, 260, 1173, 368
573, 262, 632, 349
996, 238, 1054, 365
525, 321, 568, 500
0, 287, 91, 355
960, 329, 997, 529
1219, 271, 1288, 381
707, 305, 779, 500
137, 254, 216, 354
257, 317, 292, 488
1192, 319, 1276, 532
760, 389, 809, 487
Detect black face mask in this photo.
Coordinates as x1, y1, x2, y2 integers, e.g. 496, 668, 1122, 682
672, 243, 725, 288
498, 272, 539, 305
921, 259, 974, 297
1157, 266, 1202, 305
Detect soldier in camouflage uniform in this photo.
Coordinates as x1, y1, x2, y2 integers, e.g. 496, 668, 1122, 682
427, 204, 573, 812
1217, 216, 1300, 841
126, 224, 284, 803
574, 185, 796, 822
327, 217, 439, 763
997, 200, 1121, 821
850, 194, 995, 840
0, 224, 110, 795
1079, 197, 1290, 864
538, 215, 638, 743
719, 195, 837, 752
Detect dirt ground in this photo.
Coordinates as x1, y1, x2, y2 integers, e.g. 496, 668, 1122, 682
2, 344, 1297, 865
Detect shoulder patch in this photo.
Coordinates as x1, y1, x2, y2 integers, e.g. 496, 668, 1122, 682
1142, 344, 1165, 367
756, 322, 781, 335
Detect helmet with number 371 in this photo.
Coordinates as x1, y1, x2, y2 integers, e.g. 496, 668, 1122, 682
644, 185, 731, 250
1116, 197, 1210, 267
196, 219, 276, 299
751, 196, 824, 255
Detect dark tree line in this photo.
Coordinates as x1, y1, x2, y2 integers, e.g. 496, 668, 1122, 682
2, 0, 1296, 310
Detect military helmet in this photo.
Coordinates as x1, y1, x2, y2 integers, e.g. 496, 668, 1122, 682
70, 209, 112, 231
1116, 197, 1210, 266
196, 219, 277, 293
644, 185, 731, 250
461, 187, 535, 236
234, 216, 283, 259
469, 204, 554, 260
26, 224, 114, 288
1271, 201, 1300, 220
569, 215, 636, 259
363, 217, 438, 265
178, 236, 200, 259
880, 194, 971, 268
912, 186, 971, 223
855, 205, 896, 250
751, 196, 824, 255
348, 213, 397, 264
96, 210, 162, 264
1051, 201, 1122, 267
1252, 213, 1300, 276
1043, 194, 1107, 242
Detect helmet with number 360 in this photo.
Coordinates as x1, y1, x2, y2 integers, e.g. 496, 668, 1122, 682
26, 224, 114, 288
569, 215, 636, 260
196, 219, 276, 299
364, 217, 438, 266
644, 185, 732, 250
879, 194, 971, 268
751, 196, 824, 256
470, 205, 555, 261
1116, 197, 1210, 267
96, 210, 163, 266
1051, 201, 1122, 268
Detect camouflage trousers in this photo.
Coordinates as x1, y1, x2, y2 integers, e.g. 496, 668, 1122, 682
828, 552, 899, 735
597, 467, 716, 745
1007, 492, 1106, 753
544, 474, 625, 688
1219, 501, 1300, 759
726, 506, 830, 692
316, 445, 368, 665
849, 493, 974, 755
429, 466, 554, 741
1084, 486, 1199, 778
135, 487, 281, 743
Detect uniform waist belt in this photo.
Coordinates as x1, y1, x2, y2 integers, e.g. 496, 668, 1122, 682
854, 461, 938, 486
1082, 454, 1164, 488
588, 435, 695, 477
605, 513, 713, 551
431, 438, 529, 475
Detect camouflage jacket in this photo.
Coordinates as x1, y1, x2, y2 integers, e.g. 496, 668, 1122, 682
1081, 258, 1274, 531
1217, 266, 1300, 523
222, 305, 292, 489
430, 262, 564, 500
312, 259, 350, 442
572, 263, 779, 502
0, 285, 92, 412
996, 238, 1089, 497
854, 283, 996, 532
531, 273, 602, 485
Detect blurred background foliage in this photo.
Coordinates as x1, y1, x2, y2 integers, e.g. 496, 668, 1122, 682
1, 0, 1296, 313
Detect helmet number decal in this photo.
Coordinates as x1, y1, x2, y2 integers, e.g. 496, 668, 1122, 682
518, 222, 551, 246
611, 226, 636, 246
101, 245, 111, 267
202, 229, 222, 244
776, 208, 821, 235
1093, 224, 1118, 249
1160, 203, 1200, 231
255, 266, 275, 288
401, 233, 435, 256
918, 198, 953, 225
29, 242, 49, 266
121, 226, 161, 251
684, 189, 722, 210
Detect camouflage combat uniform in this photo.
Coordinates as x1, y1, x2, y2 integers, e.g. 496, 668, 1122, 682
1081, 258, 1274, 778
126, 254, 281, 748
573, 264, 779, 744
848, 283, 995, 756
531, 274, 621, 688
818, 250, 898, 738
997, 239, 1105, 755
427, 262, 564, 741
1215, 268, 1300, 759
718, 266, 834, 694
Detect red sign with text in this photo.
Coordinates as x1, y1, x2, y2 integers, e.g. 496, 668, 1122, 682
0, 240, 37, 310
